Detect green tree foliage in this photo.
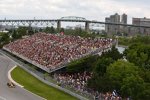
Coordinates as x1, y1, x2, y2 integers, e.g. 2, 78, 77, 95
88, 47, 123, 92
88, 57, 114, 92
28, 27, 34, 35
17, 26, 28, 36
64, 28, 96, 38
66, 55, 99, 73
139, 83, 150, 100
0, 32, 9, 43
60, 28, 64, 32
11, 30, 22, 40
93, 57, 113, 76
0, 32, 10, 48
118, 35, 150, 46
44, 27, 51, 33
107, 60, 139, 91
11, 26, 32, 40
88, 75, 111, 92
50, 26, 55, 33
101, 46, 123, 61
44, 26, 56, 33
124, 43, 150, 70
121, 75, 145, 100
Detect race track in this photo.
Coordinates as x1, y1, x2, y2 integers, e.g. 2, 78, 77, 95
0, 55, 43, 100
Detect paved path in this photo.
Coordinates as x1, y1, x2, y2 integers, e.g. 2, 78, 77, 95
0, 55, 43, 100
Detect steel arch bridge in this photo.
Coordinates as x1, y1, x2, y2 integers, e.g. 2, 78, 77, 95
60, 16, 86, 21
0, 16, 150, 35
0, 16, 150, 28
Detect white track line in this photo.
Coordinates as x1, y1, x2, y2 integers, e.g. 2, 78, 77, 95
7, 65, 24, 88
7, 65, 46, 100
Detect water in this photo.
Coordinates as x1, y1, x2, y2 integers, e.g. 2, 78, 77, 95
116, 46, 126, 54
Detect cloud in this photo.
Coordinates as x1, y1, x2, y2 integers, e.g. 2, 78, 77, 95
0, 0, 149, 23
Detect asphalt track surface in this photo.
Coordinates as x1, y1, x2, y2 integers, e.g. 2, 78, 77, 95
0, 55, 43, 100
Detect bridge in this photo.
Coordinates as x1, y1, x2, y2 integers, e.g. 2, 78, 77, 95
0, 16, 150, 34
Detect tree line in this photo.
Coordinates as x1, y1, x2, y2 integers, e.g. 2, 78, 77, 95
66, 44, 150, 100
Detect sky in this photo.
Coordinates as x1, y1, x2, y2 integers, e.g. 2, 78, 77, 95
0, 0, 150, 24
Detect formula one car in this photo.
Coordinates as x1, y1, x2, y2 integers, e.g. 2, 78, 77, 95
7, 82, 15, 88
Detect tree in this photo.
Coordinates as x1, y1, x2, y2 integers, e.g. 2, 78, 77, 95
11, 30, 21, 40
88, 75, 112, 92
121, 75, 145, 100
0, 32, 9, 43
0, 32, 10, 47
50, 26, 55, 33
107, 60, 139, 91
11, 27, 30, 40
28, 27, 34, 35
124, 43, 150, 70
44, 26, 56, 34
88, 47, 123, 92
101, 46, 123, 61
139, 83, 150, 100
139, 69, 150, 83
44, 27, 51, 33
88, 57, 113, 92
17, 26, 28, 36
93, 57, 113, 76
60, 28, 64, 32
66, 55, 99, 73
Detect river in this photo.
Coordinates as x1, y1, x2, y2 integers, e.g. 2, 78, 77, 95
116, 46, 126, 54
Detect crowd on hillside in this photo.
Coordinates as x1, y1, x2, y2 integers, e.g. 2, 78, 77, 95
4, 33, 113, 71
53, 71, 92, 93
53, 72, 122, 100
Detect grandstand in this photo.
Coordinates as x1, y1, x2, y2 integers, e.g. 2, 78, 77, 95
3, 33, 113, 73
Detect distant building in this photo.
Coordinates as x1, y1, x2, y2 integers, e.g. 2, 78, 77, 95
121, 14, 127, 24
110, 13, 120, 23
105, 17, 110, 33
120, 14, 128, 34
132, 17, 150, 26
105, 13, 127, 36
132, 17, 150, 35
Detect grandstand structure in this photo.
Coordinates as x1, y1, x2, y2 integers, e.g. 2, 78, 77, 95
3, 33, 113, 73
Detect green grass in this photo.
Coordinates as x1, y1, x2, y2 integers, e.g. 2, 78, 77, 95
11, 66, 77, 100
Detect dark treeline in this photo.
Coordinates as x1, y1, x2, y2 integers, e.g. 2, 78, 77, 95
119, 35, 150, 46
66, 43, 150, 100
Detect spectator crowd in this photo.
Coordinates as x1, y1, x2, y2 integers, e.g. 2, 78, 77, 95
53, 72, 122, 100
3, 32, 124, 99
4, 33, 113, 71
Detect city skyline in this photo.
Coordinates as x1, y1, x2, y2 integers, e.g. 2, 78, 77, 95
0, 0, 149, 23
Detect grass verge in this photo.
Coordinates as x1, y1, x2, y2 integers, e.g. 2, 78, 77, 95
11, 66, 77, 100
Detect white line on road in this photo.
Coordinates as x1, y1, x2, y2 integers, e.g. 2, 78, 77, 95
7, 65, 24, 88
7, 65, 46, 100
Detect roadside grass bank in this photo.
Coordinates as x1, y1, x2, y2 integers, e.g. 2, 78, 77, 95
11, 66, 77, 100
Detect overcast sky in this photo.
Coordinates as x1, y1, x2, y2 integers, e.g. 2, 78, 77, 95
0, 0, 149, 23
